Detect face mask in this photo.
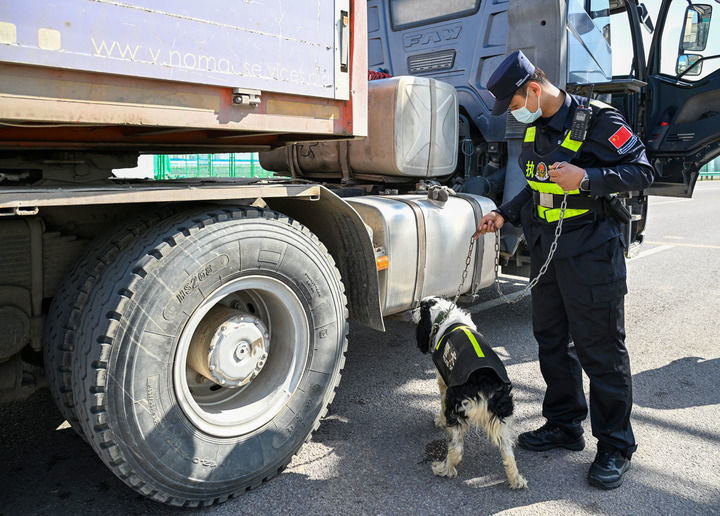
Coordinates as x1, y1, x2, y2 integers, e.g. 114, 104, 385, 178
511, 90, 542, 124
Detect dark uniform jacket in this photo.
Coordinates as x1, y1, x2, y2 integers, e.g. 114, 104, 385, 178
496, 92, 654, 259
432, 323, 510, 388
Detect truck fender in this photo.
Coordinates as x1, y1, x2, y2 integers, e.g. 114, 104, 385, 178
267, 185, 384, 331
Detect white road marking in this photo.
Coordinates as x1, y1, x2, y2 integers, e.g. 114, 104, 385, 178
644, 240, 720, 249
628, 244, 673, 261
650, 199, 691, 207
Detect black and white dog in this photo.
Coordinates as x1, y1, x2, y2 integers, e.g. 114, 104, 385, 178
413, 297, 527, 489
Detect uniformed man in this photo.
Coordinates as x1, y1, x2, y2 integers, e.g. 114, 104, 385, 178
473, 50, 654, 489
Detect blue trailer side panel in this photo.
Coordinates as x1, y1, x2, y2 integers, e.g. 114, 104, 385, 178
0, 0, 342, 98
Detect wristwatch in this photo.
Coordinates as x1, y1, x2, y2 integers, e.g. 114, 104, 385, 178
580, 170, 590, 192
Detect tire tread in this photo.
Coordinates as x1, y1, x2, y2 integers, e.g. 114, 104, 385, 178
71, 206, 349, 507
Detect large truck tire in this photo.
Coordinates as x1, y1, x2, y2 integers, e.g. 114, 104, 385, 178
43, 205, 182, 435
71, 206, 348, 506
44, 206, 182, 435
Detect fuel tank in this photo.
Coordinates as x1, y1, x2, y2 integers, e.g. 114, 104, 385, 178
260, 76, 458, 179
347, 193, 496, 316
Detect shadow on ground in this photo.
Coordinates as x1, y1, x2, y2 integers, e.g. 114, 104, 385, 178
0, 310, 717, 515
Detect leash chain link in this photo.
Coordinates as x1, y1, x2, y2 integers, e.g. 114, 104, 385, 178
451, 237, 475, 308
437, 191, 565, 321
494, 192, 568, 304
432, 236, 474, 338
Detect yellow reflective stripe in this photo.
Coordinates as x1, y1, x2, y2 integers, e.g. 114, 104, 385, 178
526, 181, 588, 221
537, 206, 589, 222
524, 126, 536, 143
436, 333, 446, 351
461, 328, 485, 358
527, 180, 580, 195
436, 325, 484, 357
561, 131, 583, 152
436, 326, 458, 350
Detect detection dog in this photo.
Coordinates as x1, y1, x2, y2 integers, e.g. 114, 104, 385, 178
412, 297, 527, 489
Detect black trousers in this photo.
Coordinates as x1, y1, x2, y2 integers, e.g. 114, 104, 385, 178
530, 236, 637, 457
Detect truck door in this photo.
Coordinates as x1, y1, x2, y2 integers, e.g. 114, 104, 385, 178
645, 0, 720, 197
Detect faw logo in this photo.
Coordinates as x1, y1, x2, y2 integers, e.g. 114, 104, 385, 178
403, 23, 462, 49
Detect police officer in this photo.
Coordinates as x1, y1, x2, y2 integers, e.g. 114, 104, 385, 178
474, 50, 654, 489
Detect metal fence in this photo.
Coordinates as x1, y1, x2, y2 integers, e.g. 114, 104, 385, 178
700, 157, 720, 180
153, 153, 274, 180
154, 152, 719, 181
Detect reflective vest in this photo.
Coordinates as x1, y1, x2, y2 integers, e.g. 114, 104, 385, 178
520, 100, 613, 223
432, 323, 510, 387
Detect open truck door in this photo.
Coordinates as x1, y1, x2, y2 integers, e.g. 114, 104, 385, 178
645, 0, 720, 197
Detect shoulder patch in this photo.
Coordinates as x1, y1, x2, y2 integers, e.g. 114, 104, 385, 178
608, 125, 632, 150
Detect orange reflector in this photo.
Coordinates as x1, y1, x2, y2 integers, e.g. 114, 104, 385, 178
376, 256, 389, 271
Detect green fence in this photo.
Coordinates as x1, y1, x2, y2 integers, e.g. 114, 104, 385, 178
700, 157, 720, 180
154, 152, 720, 181
154, 153, 274, 180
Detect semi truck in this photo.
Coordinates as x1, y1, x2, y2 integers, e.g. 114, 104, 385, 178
0, 0, 718, 507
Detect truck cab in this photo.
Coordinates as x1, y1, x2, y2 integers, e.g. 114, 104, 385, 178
366, 0, 720, 263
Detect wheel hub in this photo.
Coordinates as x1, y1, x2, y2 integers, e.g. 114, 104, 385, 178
175, 275, 310, 437
210, 316, 269, 387
188, 305, 270, 388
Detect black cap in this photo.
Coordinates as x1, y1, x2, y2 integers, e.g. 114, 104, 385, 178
487, 50, 536, 116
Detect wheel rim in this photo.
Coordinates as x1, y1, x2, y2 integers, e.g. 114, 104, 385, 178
174, 275, 310, 437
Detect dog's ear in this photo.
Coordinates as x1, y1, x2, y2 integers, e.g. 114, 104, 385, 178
416, 299, 436, 353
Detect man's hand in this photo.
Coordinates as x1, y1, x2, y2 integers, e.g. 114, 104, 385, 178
549, 162, 585, 191
473, 211, 505, 240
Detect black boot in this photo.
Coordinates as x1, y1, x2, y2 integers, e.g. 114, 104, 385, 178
588, 447, 631, 489
518, 421, 585, 452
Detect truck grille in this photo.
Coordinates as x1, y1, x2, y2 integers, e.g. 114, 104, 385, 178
408, 50, 456, 74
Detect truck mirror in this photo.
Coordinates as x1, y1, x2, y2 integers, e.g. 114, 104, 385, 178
680, 4, 712, 52
677, 54, 703, 76
637, 3, 654, 34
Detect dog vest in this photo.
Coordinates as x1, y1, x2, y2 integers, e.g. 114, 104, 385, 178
521, 100, 614, 223
432, 323, 510, 388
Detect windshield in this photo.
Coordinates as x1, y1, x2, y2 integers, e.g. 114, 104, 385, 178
389, 0, 480, 29
567, 0, 613, 84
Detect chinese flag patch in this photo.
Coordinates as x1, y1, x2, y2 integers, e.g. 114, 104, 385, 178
608, 125, 632, 149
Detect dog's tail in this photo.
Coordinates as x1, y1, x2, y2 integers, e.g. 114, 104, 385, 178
487, 383, 514, 422
447, 371, 514, 423
463, 370, 514, 421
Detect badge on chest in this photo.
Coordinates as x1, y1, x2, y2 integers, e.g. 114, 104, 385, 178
535, 162, 548, 181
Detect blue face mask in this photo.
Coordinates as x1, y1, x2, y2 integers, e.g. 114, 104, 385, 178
511, 90, 542, 124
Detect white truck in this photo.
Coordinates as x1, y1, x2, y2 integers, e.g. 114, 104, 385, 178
1, 0, 718, 507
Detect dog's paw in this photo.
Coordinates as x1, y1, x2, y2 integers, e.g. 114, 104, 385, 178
432, 461, 457, 478
434, 413, 445, 428
509, 474, 528, 489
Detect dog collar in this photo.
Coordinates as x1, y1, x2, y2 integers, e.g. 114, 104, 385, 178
429, 310, 451, 347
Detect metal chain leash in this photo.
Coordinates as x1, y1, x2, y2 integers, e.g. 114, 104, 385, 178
494, 192, 568, 304
452, 236, 475, 307
431, 236, 475, 336
436, 192, 566, 323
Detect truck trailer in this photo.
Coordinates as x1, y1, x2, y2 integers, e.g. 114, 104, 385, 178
0, 0, 718, 506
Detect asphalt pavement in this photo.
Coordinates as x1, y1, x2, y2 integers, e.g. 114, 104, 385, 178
1, 182, 719, 515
